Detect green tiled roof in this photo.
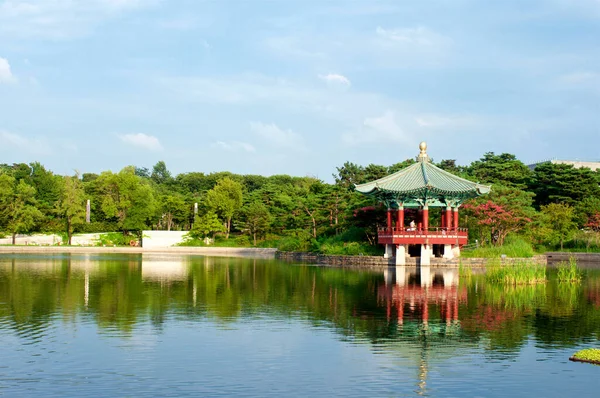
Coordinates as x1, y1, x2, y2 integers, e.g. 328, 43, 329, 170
355, 144, 490, 206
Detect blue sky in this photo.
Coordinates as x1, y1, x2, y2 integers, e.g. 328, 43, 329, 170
0, 0, 598, 180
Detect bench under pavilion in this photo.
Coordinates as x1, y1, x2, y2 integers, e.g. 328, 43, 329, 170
355, 142, 491, 265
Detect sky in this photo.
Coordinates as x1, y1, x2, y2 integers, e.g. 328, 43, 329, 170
0, 0, 598, 180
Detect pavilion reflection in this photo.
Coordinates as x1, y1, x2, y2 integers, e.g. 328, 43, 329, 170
379, 266, 467, 325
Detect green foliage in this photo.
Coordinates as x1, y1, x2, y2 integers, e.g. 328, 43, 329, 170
311, 227, 382, 255
151, 160, 172, 185
206, 177, 243, 239
463, 185, 536, 246
77, 221, 119, 233
95, 166, 156, 233
556, 257, 583, 283
56, 175, 86, 245
531, 162, 600, 207
485, 260, 547, 285
1, 149, 598, 252
234, 235, 250, 246
468, 152, 532, 189
189, 212, 225, 239
239, 202, 270, 245
97, 232, 131, 246
0, 176, 44, 243
458, 263, 472, 280
571, 349, 600, 364
158, 193, 189, 231
537, 203, 576, 249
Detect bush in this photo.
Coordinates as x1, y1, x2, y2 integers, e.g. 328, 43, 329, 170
97, 232, 133, 247
277, 237, 306, 252
235, 235, 250, 246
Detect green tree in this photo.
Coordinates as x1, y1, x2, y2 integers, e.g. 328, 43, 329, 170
206, 177, 243, 239
0, 176, 43, 244
531, 162, 600, 207
159, 193, 189, 231
468, 152, 532, 189
539, 203, 577, 250
96, 167, 156, 235
334, 162, 365, 189
189, 212, 225, 240
57, 175, 87, 245
462, 185, 536, 246
240, 202, 271, 245
151, 161, 172, 185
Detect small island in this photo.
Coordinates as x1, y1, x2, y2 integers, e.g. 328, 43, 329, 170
570, 349, 600, 365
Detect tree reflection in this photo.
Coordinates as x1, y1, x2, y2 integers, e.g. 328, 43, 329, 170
0, 255, 599, 353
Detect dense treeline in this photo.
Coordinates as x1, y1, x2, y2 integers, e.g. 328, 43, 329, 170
1, 153, 599, 253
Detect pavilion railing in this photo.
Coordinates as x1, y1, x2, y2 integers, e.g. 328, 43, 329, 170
378, 227, 468, 237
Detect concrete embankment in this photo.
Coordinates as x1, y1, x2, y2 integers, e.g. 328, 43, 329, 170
0, 246, 278, 258
275, 251, 547, 268
546, 252, 600, 267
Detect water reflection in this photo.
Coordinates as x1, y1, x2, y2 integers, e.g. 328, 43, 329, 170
1, 254, 600, 396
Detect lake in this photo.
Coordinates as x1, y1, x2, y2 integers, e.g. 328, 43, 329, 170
0, 253, 599, 397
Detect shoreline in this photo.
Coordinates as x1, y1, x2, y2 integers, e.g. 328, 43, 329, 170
0, 246, 278, 258
2, 247, 599, 267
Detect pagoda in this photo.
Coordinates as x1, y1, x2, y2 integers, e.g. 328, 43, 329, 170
355, 142, 490, 265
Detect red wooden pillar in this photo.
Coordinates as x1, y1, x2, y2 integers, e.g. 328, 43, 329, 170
441, 212, 446, 229
422, 205, 429, 233
446, 207, 452, 230
453, 207, 459, 230
397, 206, 404, 231
387, 209, 392, 231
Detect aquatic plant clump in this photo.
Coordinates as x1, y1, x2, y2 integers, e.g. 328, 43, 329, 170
570, 348, 600, 365
557, 257, 583, 283
485, 260, 547, 285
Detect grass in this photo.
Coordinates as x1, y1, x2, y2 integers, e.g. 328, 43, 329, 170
570, 348, 600, 364
485, 260, 547, 285
458, 262, 472, 279
461, 238, 537, 258
556, 257, 583, 283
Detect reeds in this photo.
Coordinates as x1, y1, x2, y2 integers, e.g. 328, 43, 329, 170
485, 260, 547, 285
557, 257, 583, 283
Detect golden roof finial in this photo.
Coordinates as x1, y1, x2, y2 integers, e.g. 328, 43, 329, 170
418, 141, 429, 161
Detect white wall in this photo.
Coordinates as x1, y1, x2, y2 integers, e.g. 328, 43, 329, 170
142, 231, 188, 248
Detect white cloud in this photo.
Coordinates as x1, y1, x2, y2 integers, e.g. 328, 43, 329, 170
250, 122, 305, 150
318, 73, 351, 86
211, 140, 255, 152
0, 130, 51, 154
0, 57, 17, 84
342, 111, 410, 146
118, 133, 163, 151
